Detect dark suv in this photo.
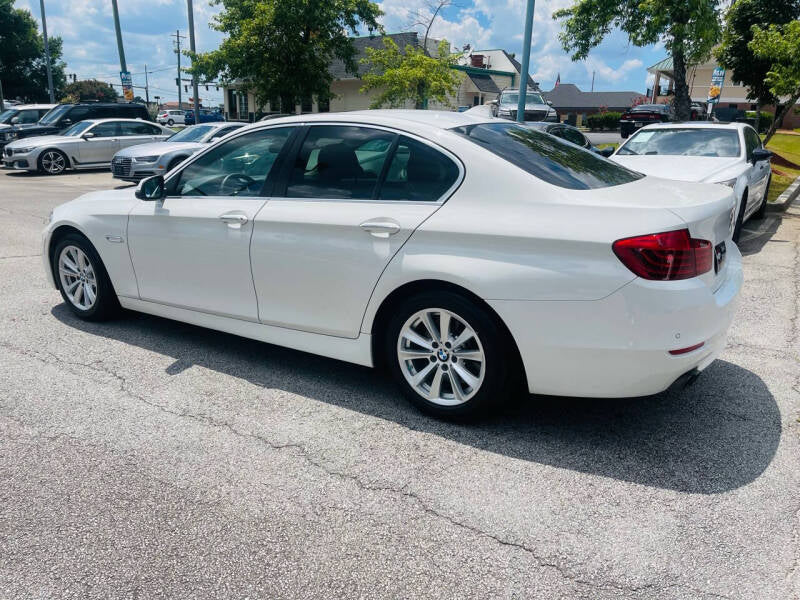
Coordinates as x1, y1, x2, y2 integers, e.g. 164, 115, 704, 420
9, 102, 151, 142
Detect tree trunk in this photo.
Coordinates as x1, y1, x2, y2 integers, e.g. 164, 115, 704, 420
763, 89, 800, 145
672, 45, 691, 121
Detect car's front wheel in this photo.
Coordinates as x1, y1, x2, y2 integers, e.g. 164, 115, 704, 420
38, 149, 68, 175
53, 234, 119, 321
386, 291, 513, 419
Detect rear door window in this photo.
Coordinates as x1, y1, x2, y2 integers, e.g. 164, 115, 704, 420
378, 136, 460, 201
452, 122, 642, 190
286, 125, 395, 199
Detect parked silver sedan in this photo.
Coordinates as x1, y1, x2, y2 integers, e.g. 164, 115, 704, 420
111, 121, 245, 182
2, 119, 172, 175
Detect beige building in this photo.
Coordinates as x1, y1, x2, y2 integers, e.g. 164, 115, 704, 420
222, 36, 533, 120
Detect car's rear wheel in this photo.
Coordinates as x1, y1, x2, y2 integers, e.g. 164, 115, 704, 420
38, 149, 68, 175
53, 234, 119, 321
167, 118, 174, 126
753, 177, 770, 220
386, 291, 512, 419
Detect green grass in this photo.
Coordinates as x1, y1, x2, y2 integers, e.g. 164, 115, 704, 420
596, 143, 619, 150
765, 133, 800, 202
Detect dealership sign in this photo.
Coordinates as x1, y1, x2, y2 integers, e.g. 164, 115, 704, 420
120, 71, 134, 101
708, 67, 725, 104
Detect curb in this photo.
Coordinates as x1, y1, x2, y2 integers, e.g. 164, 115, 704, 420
767, 174, 800, 213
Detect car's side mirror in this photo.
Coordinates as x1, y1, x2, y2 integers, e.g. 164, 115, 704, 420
135, 174, 165, 201
598, 146, 614, 158
61, 119, 72, 127
751, 148, 772, 163
547, 100, 554, 106
10, 116, 19, 124
81, 132, 95, 140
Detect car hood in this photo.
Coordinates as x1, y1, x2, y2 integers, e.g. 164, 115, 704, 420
610, 155, 741, 183
6, 134, 76, 148
114, 141, 205, 158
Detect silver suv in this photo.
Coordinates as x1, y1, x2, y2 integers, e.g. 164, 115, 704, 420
493, 89, 558, 122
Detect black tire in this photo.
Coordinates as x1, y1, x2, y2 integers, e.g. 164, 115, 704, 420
52, 233, 120, 321
37, 148, 68, 175
167, 118, 174, 126
385, 290, 514, 419
732, 191, 747, 243
753, 177, 769, 220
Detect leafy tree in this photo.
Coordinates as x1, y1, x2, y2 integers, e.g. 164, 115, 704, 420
360, 38, 463, 109
188, 0, 382, 112
716, 0, 800, 132
750, 21, 800, 144
553, 0, 722, 120
0, 0, 67, 102
60, 79, 119, 103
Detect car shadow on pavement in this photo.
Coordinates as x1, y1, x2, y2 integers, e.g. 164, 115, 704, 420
738, 214, 783, 256
51, 304, 781, 496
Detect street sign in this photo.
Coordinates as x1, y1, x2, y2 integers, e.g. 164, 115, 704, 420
120, 70, 134, 101
708, 67, 725, 105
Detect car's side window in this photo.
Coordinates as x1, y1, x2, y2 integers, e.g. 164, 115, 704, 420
378, 136, 460, 202
743, 128, 759, 161
119, 122, 159, 136
18, 110, 39, 124
89, 122, 119, 138
562, 127, 588, 147
286, 125, 396, 199
172, 127, 293, 197
65, 107, 89, 123
209, 126, 239, 140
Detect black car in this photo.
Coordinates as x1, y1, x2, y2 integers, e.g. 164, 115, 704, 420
619, 104, 674, 138
8, 102, 152, 142
524, 121, 614, 157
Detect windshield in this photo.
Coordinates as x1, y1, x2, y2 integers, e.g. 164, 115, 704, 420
453, 122, 642, 190
501, 92, 545, 106
39, 104, 71, 125
0, 109, 19, 124
62, 121, 93, 137
168, 124, 214, 142
617, 128, 741, 157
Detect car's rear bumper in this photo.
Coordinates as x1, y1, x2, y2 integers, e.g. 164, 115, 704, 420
490, 243, 743, 397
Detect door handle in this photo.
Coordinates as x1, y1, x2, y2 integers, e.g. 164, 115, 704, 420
360, 219, 401, 237
219, 212, 248, 228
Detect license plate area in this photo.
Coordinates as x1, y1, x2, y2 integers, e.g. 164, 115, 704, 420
714, 241, 726, 274
634, 121, 643, 127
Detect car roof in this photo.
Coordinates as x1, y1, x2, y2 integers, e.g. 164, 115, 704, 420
636, 121, 748, 131
82, 118, 163, 125
8, 104, 57, 110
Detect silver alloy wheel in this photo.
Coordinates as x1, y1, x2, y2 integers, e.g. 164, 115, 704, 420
41, 150, 66, 174
58, 245, 97, 310
397, 308, 485, 406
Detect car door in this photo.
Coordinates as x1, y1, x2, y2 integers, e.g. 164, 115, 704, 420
744, 126, 770, 206
77, 121, 120, 164
251, 124, 462, 338
118, 121, 165, 150
127, 126, 295, 321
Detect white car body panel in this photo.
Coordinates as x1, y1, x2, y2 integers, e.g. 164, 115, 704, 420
43, 110, 742, 398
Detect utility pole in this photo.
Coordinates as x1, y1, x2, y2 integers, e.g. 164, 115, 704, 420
39, 0, 55, 103
144, 64, 150, 105
591, 70, 595, 92
111, 0, 126, 72
0, 76, 4, 111
187, 0, 201, 124
171, 30, 186, 109
516, 0, 536, 123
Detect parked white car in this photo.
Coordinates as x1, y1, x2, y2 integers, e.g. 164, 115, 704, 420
111, 122, 246, 182
42, 110, 741, 418
158, 110, 186, 126
3, 119, 173, 174
611, 122, 772, 241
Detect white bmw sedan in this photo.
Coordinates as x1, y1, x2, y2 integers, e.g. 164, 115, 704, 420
42, 110, 742, 418
611, 122, 772, 241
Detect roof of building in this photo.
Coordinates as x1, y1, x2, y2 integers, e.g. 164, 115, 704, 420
501, 50, 539, 91
329, 32, 420, 80
647, 56, 674, 73
467, 71, 501, 94
542, 83, 644, 110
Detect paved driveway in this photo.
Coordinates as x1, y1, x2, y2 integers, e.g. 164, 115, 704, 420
0, 169, 798, 599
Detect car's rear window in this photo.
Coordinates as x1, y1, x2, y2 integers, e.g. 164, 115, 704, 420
452, 122, 642, 190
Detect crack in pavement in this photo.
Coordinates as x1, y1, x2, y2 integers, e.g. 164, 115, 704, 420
0, 337, 736, 598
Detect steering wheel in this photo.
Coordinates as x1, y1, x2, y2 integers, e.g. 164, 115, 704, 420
219, 173, 256, 195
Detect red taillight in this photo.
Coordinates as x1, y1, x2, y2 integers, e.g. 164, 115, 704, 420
613, 229, 712, 281
669, 342, 705, 355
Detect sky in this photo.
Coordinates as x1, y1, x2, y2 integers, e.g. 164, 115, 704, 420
16, 0, 665, 106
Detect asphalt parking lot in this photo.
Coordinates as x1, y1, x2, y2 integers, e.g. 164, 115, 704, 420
0, 168, 798, 599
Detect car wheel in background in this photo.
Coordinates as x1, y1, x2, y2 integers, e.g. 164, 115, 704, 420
732, 191, 747, 243
38, 149, 68, 175
386, 291, 514, 419
167, 119, 174, 126
53, 233, 119, 321
753, 177, 770, 220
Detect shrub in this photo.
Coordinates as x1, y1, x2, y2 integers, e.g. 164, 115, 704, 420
745, 110, 773, 133
587, 111, 622, 130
